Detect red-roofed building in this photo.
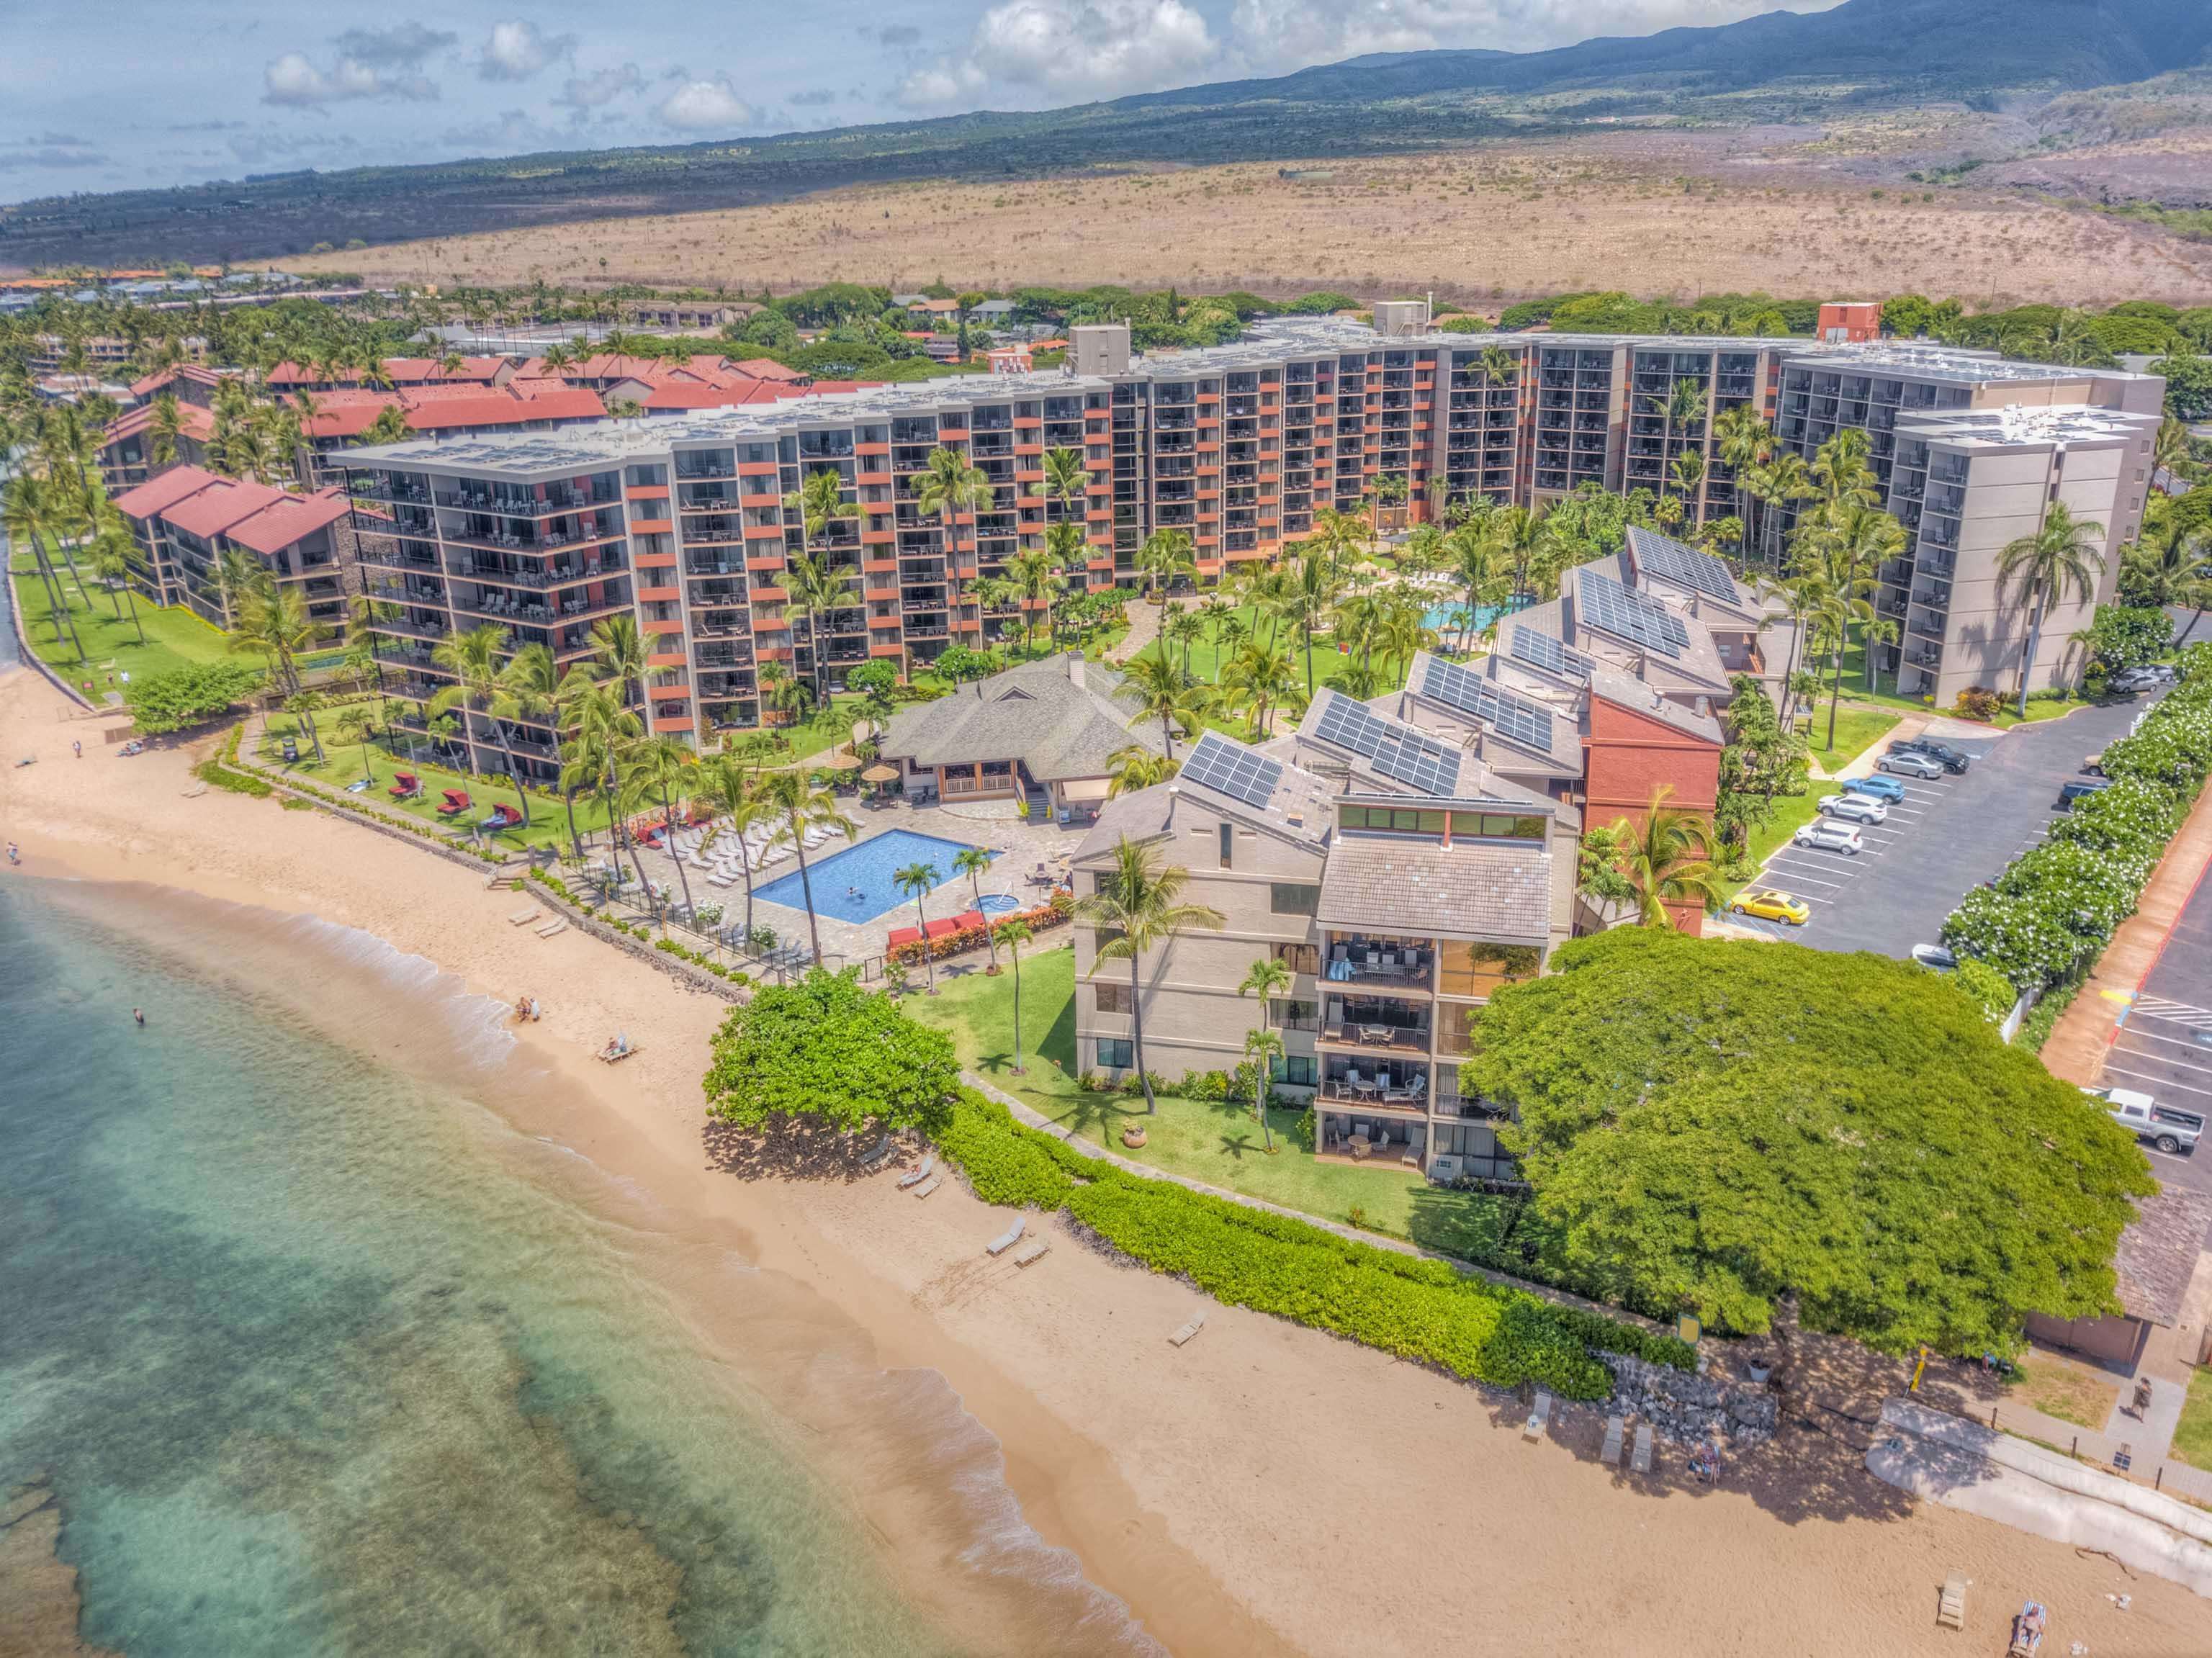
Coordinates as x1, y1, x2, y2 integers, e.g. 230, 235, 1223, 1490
98, 399, 217, 492
266, 356, 516, 392
289, 381, 609, 485
128, 363, 232, 407
112, 464, 352, 638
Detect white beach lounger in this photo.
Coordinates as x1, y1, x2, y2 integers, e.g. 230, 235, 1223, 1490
1938, 1576, 1966, 1631
536, 920, 567, 939
707, 873, 737, 888
1012, 1238, 1049, 1268
985, 1217, 1026, 1256
1522, 1391, 1552, 1441
1601, 1415, 1625, 1467
1168, 1312, 1207, 1348
507, 906, 540, 925
909, 1175, 942, 1199
897, 1155, 935, 1189
859, 1134, 894, 1172
1631, 1423, 1653, 1474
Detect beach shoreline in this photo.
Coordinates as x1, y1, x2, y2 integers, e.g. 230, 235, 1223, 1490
6, 662, 2209, 1657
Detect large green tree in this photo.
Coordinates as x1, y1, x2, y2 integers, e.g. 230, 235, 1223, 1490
703, 970, 958, 1135
1467, 928, 2154, 1354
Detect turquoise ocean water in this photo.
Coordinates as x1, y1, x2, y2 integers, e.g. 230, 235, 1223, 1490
0, 880, 1156, 1657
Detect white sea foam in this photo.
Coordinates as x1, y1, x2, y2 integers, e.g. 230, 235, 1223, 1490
275, 911, 518, 1070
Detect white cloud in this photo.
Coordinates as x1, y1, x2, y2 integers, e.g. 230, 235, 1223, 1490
896, 61, 988, 109
263, 51, 439, 107
331, 24, 457, 68
557, 63, 645, 109
973, 0, 1216, 95
480, 19, 575, 82
656, 76, 757, 132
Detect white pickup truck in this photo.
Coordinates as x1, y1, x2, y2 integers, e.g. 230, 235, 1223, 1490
2085, 1086, 2203, 1155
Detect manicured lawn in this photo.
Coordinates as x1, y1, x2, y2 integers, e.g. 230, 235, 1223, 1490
10, 554, 235, 688
1129, 601, 1420, 698
1797, 705, 1900, 773
904, 946, 1526, 1261
2172, 1366, 2212, 1469
1730, 790, 1827, 890
256, 709, 616, 854
2010, 1354, 2118, 1431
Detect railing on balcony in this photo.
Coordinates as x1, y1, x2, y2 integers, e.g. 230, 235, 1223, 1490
1323, 937, 1433, 989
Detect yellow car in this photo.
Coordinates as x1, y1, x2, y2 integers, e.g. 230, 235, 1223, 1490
1729, 889, 1809, 926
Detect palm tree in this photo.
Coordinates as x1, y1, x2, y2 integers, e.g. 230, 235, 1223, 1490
1164, 607, 1205, 679
229, 582, 315, 697
914, 445, 994, 624
284, 690, 328, 763
1489, 505, 1550, 605
784, 546, 848, 707
2154, 415, 2193, 487
364, 405, 410, 446
1040, 445, 1088, 527
1671, 447, 1707, 517
1648, 378, 1707, 505
1711, 404, 1773, 555
335, 702, 378, 788
88, 516, 147, 644
1218, 638, 1301, 736
1759, 570, 1828, 727
558, 672, 640, 870
428, 623, 531, 811
621, 734, 700, 923
994, 916, 1035, 1072
588, 612, 649, 713
693, 751, 767, 945
1289, 539, 1346, 698
215, 544, 271, 627
2, 472, 85, 661
1615, 786, 1726, 930
1106, 742, 1174, 797
1236, 956, 1292, 1153
1754, 450, 1816, 569
1121, 652, 1210, 760
1241, 1029, 1284, 1153
498, 640, 561, 796
1136, 526, 1195, 604
757, 767, 857, 966
953, 844, 1001, 971
896, 861, 945, 993
150, 391, 186, 469
1005, 546, 1065, 658
1997, 500, 2103, 716
1812, 428, 1877, 509
1076, 834, 1226, 1113
2121, 494, 2210, 639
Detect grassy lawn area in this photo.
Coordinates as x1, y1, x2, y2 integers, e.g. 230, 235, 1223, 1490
2010, 1354, 2119, 1431
1128, 602, 1421, 698
256, 709, 615, 854
904, 946, 1528, 1262
10, 555, 235, 687
1797, 704, 1901, 773
1730, 790, 1827, 890
2173, 1366, 2212, 1469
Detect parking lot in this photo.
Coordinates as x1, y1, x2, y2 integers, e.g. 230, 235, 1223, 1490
1727, 693, 2167, 958
2100, 852, 2212, 1206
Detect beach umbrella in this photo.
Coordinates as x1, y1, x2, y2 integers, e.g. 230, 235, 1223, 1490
861, 763, 899, 783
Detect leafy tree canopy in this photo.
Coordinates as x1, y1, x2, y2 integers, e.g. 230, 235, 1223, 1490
124, 662, 264, 734
2081, 603, 2174, 674
703, 970, 959, 1135
1467, 928, 2152, 1355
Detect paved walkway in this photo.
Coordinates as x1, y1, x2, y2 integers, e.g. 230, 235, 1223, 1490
1105, 591, 1202, 666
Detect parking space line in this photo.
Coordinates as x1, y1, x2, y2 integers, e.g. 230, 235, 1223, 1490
2136, 995, 2212, 1028
1761, 868, 1848, 889
2114, 1026, 2212, 1058
2102, 1062, 2212, 1101
2111, 1038, 2212, 1078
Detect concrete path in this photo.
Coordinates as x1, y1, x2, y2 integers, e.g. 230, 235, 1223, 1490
2105, 1374, 2188, 1459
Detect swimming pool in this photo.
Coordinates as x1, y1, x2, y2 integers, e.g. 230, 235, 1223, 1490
1421, 600, 1520, 637
976, 893, 1020, 916
752, 829, 997, 926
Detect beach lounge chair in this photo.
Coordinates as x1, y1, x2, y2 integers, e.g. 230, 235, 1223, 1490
910, 1175, 941, 1199
596, 1034, 638, 1062
706, 873, 737, 888
437, 788, 472, 817
886, 926, 923, 950
1631, 1423, 1653, 1474
1601, 1415, 1624, 1467
898, 1155, 936, 1189
860, 1134, 894, 1171
482, 803, 522, 832
1012, 1238, 1049, 1268
1522, 1391, 1552, 1441
536, 919, 566, 938
985, 1217, 1026, 1256
1937, 1576, 1966, 1631
1169, 1312, 1207, 1348
507, 906, 540, 926
390, 772, 422, 800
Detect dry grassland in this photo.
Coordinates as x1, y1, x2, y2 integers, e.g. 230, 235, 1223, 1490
282, 141, 2212, 307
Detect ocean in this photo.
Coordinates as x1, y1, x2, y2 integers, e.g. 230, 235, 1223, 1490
0, 879, 1157, 1657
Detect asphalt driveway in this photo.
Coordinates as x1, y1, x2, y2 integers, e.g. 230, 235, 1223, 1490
1734, 693, 2166, 960
2101, 850, 2212, 1201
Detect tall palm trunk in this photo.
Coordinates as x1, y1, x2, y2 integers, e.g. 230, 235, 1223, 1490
1129, 953, 1156, 1114
2018, 589, 2048, 719
493, 724, 533, 826
562, 786, 583, 862
121, 582, 145, 646
912, 893, 936, 994
2179, 608, 2204, 646
1826, 646, 1845, 751
659, 782, 696, 918
791, 821, 824, 966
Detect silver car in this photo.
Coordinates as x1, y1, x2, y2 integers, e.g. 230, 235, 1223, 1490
1820, 792, 1889, 826
1793, 820, 1864, 855
1879, 749, 1945, 780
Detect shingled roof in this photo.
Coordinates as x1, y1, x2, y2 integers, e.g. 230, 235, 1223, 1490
880, 657, 1157, 783
1315, 834, 1554, 944
2113, 1184, 2212, 1328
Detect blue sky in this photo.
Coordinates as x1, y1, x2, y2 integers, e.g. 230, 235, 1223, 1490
1, 1, 1841, 202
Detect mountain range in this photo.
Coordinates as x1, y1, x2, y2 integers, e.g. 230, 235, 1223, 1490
4, 0, 2209, 270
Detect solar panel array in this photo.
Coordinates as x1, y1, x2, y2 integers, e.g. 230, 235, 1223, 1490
1509, 626, 1592, 682
1179, 731, 1282, 808
1576, 568, 1690, 658
1313, 694, 1464, 797
1418, 657, 1557, 755
1629, 528, 1737, 604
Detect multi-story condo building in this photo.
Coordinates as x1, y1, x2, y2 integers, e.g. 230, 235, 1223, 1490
112, 464, 351, 637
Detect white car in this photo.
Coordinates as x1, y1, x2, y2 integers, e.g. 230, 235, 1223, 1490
1820, 792, 1889, 826
1879, 749, 1946, 780
1793, 820, 1864, 855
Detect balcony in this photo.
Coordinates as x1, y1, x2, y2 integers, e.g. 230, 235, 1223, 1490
1320, 995, 1431, 1055
1316, 1058, 1431, 1112
1322, 934, 1434, 991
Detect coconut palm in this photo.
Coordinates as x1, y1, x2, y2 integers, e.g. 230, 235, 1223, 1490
587, 611, 649, 712
1479, 343, 1519, 395
2121, 494, 2210, 631
692, 751, 768, 945
1121, 652, 1212, 760
364, 405, 410, 446
1106, 742, 1174, 798
1005, 546, 1066, 657
1219, 638, 1301, 736
1076, 834, 1226, 1113
150, 391, 186, 469
335, 702, 378, 788
913, 446, 994, 620
993, 916, 1035, 1072
620, 734, 700, 923
87, 515, 147, 644
1236, 956, 1292, 1153
757, 767, 857, 966
1164, 606, 1205, 678
228, 581, 315, 697
428, 623, 523, 806
784, 546, 849, 706
215, 544, 271, 626
1754, 450, 1816, 568
1614, 785, 1727, 930
952, 844, 1002, 971
2, 472, 85, 660
1997, 500, 2104, 716
1241, 1028, 1284, 1153
1040, 445, 1088, 525
1136, 526, 1195, 603
896, 861, 945, 993
559, 672, 646, 886
2154, 415, 2193, 486
1812, 427, 1878, 509
1670, 447, 1707, 517
1289, 539, 1346, 697
283, 690, 328, 763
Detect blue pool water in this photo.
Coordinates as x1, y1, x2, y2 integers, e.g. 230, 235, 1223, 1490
753, 829, 995, 924
1422, 600, 1520, 637
977, 893, 1020, 915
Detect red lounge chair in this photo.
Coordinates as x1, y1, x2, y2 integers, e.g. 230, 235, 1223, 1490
389, 772, 421, 799
886, 926, 922, 950
437, 788, 471, 816
922, 916, 961, 940
482, 803, 522, 832
952, 909, 984, 931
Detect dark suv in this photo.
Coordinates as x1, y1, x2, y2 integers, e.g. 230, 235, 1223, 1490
1889, 736, 1972, 775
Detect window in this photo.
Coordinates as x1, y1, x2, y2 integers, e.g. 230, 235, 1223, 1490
1272, 941, 1320, 976
1341, 806, 1444, 837
1269, 883, 1320, 916
1449, 811, 1547, 842
1271, 1054, 1317, 1086
1097, 1038, 1134, 1070
1220, 822, 1234, 869
1438, 942, 1542, 1000
1272, 999, 1321, 1032
1095, 981, 1133, 1016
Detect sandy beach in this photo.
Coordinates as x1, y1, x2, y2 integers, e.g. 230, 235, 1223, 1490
4, 660, 2208, 1657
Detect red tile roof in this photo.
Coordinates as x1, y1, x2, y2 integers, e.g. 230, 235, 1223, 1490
397, 382, 605, 431
112, 463, 347, 553
224, 488, 349, 556
267, 356, 509, 387
129, 363, 227, 400
641, 380, 790, 410
103, 400, 215, 446
727, 358, 807, 382
113, 464, 225, 521
161, 477, 287, 541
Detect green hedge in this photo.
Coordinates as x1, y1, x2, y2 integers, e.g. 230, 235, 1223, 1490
936, 1089, 1082, 1209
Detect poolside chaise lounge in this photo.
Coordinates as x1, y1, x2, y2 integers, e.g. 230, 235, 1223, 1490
1523, 1391, 1551, 1441
859, 1134, 893, 1171
886, 926, 923, 950
985, 1217, 1025, 1256
1012, 1238, 1049, 1268
897, 1154, 935, 1189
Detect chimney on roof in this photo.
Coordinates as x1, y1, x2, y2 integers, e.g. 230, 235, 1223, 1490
1064, 649, 1084, 692
1694, 695, 1710, 719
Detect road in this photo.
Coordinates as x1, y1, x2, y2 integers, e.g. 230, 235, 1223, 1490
1736, 695, 2165, 960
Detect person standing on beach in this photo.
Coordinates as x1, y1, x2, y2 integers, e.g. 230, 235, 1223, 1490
133, 1008, 145, 1027
6, 842, 18, 865
73, 740, 82, 760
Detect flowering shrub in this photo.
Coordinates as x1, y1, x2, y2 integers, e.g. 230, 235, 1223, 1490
886, 893, 1073, 965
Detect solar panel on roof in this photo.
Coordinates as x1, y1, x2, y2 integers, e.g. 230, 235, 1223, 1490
1312, 694, 1465, 797
1418, 656, 1558, 756
1509, 626, 1591, 682
1179, 731, 1282, 808
1629, 528, 1737, 604
1576, 568, 1689, 658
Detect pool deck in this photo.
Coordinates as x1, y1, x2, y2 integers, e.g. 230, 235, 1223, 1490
634, 795, 1085, 965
